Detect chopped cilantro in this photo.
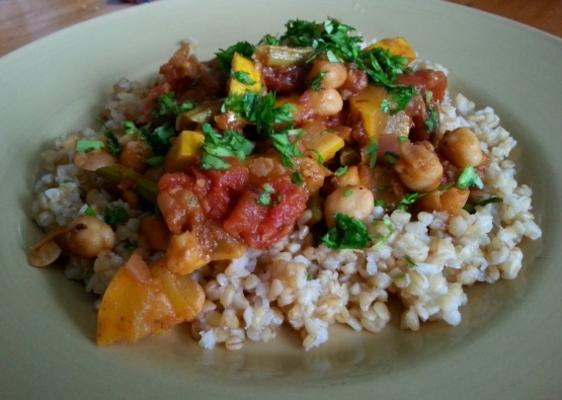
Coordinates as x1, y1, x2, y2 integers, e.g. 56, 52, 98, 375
374, 199, 385, 208
361, 48, 408, 87
456, 166, 484, 190
343, 188, 353, 197
145, 155, 164, 167
200, 123, 254, 170
291, 171, 304, 186
366, 141, 379, 168
231, 70, 255, 85
396, 192, 420, 210
310, 71, 327, 90
309, 149, 325, 164
84, 205, 97, 216
257, 183, 275, 206
334, 166, 348, 177
425, 108, 438, 132
75, 139, 104, 153
104, 129, 121, 156
370, 216, 395, 248
398, 135, 408, 143
216, 41, 255, 70
122, 120, 140, 136
383, 151, 399, 165
270, 130, 303, 168
259, 34, 280, 46
103, 204, 128, 226
464, 196, 502, 214
141, 123, 175, 155
405, 255, 416, 268
322, 213, 370, 249
153, 92, 194, 118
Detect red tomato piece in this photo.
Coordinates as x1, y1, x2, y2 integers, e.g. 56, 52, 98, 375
223, 175, 308, 249
193, 162, 249, 220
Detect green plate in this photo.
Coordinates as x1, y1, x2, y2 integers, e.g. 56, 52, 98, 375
1, 0, 560, 398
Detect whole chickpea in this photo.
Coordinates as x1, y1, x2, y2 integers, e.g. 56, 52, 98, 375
307, 58, 348, 89
119, 140, 151, 172
395, 141, 443, 192
65, 216, 115, 258
324, 185, 374, 226
417, 187, 469, 215
306, 88, 344, 116
441, 127, 483, 168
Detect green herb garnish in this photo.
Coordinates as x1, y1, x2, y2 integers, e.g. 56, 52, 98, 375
398, 135, 408, 143
322, 213, 370, 249
343, 188, 353, 197
257, 183, 275, 206
145, 156, 164, 167
310, 71, 327, 90
259, 34, 280, 46
231, 70, 256, 85
200, 123, 254, 170
383, 151, 399, 165
104, 130, 121, 157
84, 205, 97, 216
457, 166, 484, 190
291, 171, 304, 186
334, 166, 348, 177
374, 199, 385, 208
464, 196, 502, 214
153, 92, 194, 118
75, 139, 104, 153
396, 192, 420, 210
366, 141, 379, 168
405, 255, 416, 268
216, 41, 255, 70
122, 120, 140, 136
103, 204, 128, 226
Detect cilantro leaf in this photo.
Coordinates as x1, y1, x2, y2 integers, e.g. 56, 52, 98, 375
257, 183, 275, 206
396, 192, 420, 210
153, 92, 194, 118
231, 70, 256, 85
270, 129, 302, 168
200, 123, 254, 170
310, 71, 327, 90
334, 166, 348, 177
76, 139, 104, 153
104, 204, 128, 226
366, 141, 379, 168
291, 171, 304, 186
456, 166, 484, 190
104, 129, 121, 157
259, 34, 280, 46
464, 196, 502, 213
343, 188, 353, 197
216, 41, 255, 70
84, 205, 97, 216
142, 123, 175, 155
322, 213, 370, 249
383, 151, 399, 165
145, 155, 164, 167
122, 120, 140, 136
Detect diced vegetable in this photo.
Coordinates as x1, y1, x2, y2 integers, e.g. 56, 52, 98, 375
164, 130, 205, 172
364, 37, 416, 62
228, 53, 262, 95
303, 131, 345, 162
96, 164, 158, 203
96, 254, 176, 345
210, 240, 247, 261
349, 86, 389, 140
151, 260, 205, 322
96, 253, 205, 346
254, 45, 314, 67
165, 231, 210, 275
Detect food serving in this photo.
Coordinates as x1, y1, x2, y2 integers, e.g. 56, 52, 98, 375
29, 18, 541, 350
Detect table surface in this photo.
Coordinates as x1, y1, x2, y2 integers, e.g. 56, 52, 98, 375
1, 0, 561, 57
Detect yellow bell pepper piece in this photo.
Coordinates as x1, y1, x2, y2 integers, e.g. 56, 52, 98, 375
349, 86, 388, 140
164, 130, 205, 172
304, 132, 345, 162
365, 37, 416, 62
229, 52, 262, 95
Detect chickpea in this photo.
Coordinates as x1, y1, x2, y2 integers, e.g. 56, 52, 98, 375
119, 140, 151, 172
65, 216, 115, 258
324, 185, 374, 226
441, 127, 483, 168
395, 141, 443, 192
306, 88, 343, 116
73, 150, 115, 171
334, 165, 360, 187
417, 188, 469, 215
308, 59, 348, 89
